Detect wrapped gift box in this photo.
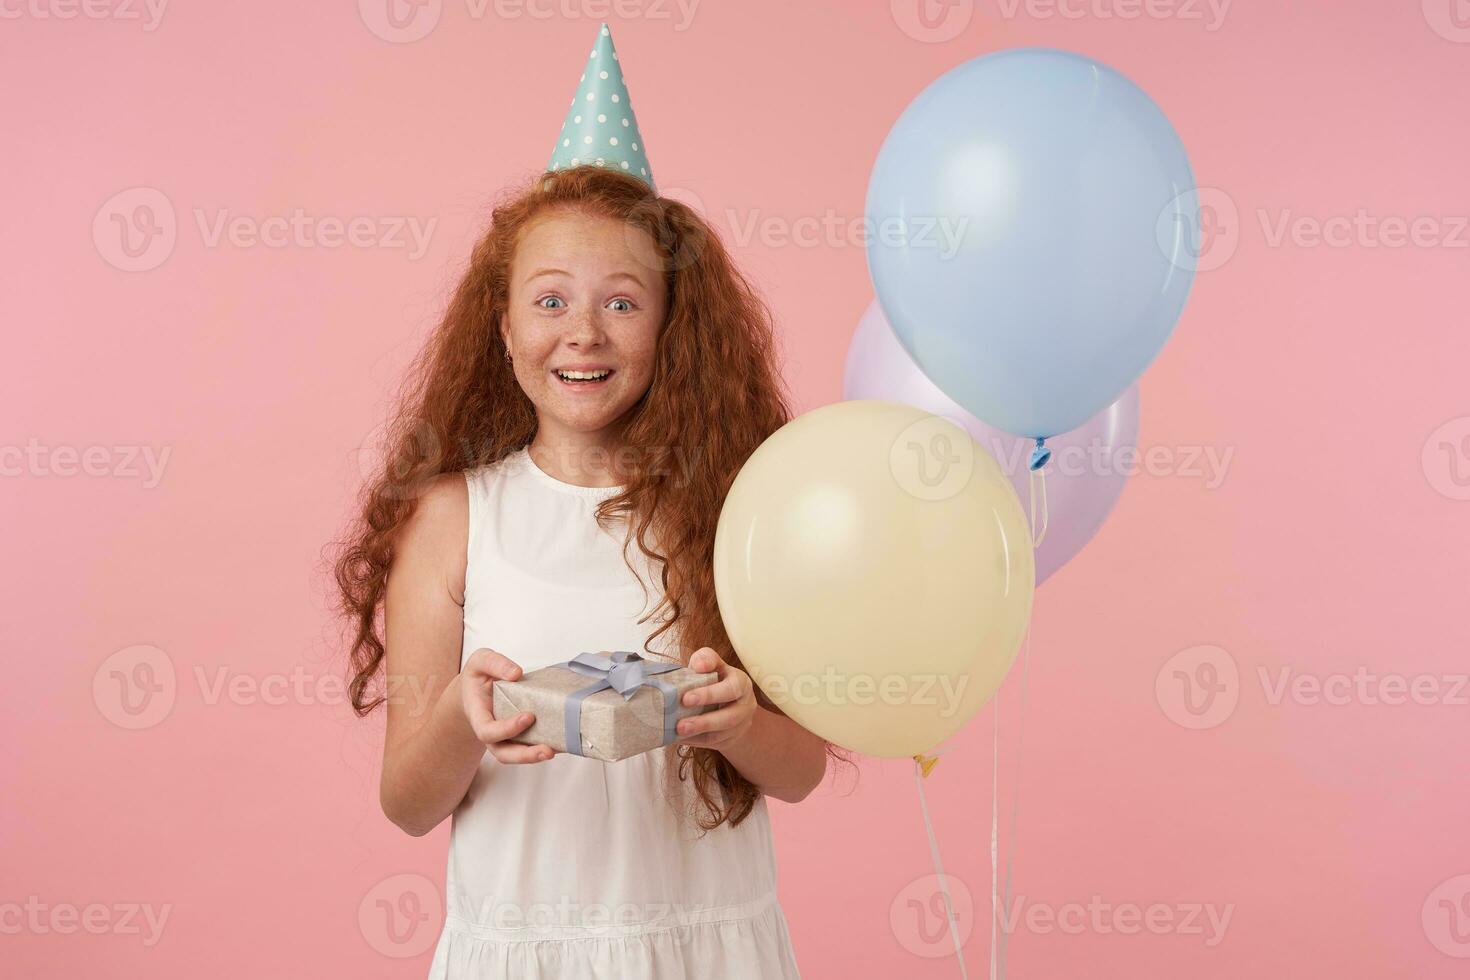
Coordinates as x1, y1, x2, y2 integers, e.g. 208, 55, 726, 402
491, 650, 717, 762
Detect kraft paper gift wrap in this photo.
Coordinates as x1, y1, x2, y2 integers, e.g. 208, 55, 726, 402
491, 651, 717, 762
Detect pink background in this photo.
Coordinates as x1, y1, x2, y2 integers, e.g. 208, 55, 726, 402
5, 1, 1469, 977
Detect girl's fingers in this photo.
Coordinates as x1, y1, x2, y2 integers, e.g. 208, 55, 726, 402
689, 647, 726, 674
490, 741, 558, 765
467, 699, 536, 746
491, 709, 540, 744
462, 647, 535, 743
461, 676, 499, 740
684, 675, 740, 707
464, 682, 551, 757
468, 647, 524, 682
677, 702, 744, 740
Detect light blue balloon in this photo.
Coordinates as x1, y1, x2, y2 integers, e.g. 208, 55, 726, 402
865, 48, 1199, 440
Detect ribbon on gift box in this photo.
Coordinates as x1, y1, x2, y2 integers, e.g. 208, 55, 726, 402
559, 650, 681, 757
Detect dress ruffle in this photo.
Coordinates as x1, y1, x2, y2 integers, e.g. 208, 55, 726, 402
427, 889, 802, 979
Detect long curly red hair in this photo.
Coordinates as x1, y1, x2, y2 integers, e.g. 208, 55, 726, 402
332, 164, 844, 830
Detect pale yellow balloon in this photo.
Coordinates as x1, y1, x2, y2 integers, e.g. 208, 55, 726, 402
714, 400, 1035, 758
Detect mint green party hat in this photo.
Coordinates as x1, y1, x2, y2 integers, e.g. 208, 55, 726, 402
547, 22, 655, 190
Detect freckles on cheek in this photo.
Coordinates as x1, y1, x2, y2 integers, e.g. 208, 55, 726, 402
628, 355, 657, 384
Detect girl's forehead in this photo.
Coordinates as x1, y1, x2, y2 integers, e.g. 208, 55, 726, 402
521, 207, 636, 242
512, 211, 661, 278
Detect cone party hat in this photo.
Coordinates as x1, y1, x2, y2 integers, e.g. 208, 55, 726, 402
547, 23, 655, 190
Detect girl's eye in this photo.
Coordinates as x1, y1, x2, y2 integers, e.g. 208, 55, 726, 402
537, 296, 635, 311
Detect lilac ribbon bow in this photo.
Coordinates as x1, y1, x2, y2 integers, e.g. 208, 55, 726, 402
560, 651, 681, 757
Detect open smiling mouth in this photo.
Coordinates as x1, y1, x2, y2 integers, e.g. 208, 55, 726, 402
553, 368, 614, 388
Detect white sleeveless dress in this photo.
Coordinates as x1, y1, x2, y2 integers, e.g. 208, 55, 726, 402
427, 446, 803, 979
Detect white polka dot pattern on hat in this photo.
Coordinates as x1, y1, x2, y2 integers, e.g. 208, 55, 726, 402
546, 22, 655, 191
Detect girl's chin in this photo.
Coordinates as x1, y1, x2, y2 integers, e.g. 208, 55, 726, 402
544, 406, 628, 432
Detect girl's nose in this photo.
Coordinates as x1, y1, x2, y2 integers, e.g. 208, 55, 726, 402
566, 309, 607, 345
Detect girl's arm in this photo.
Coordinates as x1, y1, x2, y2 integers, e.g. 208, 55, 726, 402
677, 648, 828, 804
379, 474, 551, 837
718, 705, 829, 804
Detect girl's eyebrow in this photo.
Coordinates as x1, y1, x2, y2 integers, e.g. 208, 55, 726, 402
525, 268, 648, 289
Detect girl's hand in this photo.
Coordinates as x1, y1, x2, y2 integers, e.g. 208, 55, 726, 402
676, 647, 757, 750
460, 648, 558, 764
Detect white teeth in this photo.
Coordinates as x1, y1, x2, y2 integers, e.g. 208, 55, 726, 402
556, 369, 610, 381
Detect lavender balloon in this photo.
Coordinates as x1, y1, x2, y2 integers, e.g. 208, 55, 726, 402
843, 299, 1139, 586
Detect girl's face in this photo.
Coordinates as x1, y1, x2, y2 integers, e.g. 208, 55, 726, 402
501, 209, 668, 449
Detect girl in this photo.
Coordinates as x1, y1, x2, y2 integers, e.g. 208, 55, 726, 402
334, 163, 843, 977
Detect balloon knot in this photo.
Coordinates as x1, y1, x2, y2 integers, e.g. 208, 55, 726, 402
914, 753, 941, 778
1028, 438, 1051, 471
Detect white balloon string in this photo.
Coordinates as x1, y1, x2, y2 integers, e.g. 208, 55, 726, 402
993, 456, 1048, 980
1028, 466, 1050, 548
914, 457, 1044, 980
999, 625, 1034, 975
914, 757, 970, 980
989, 697, 1000, 980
